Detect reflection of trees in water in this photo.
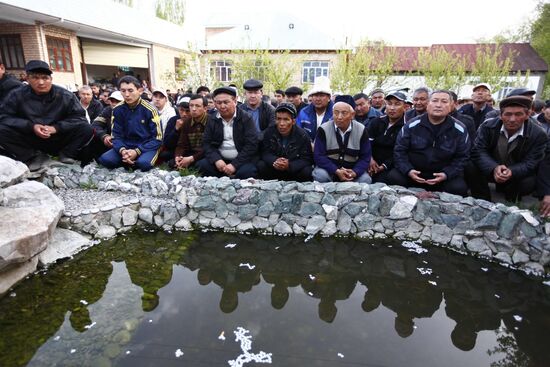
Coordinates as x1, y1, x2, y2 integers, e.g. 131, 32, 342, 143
185, 233, 550, 365
488, 327, 531, 367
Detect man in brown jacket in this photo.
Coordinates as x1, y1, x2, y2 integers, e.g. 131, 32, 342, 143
173, 94, 208, 169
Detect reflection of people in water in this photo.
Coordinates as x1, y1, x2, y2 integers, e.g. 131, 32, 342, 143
270, 283, 289, 310
220, 288, 239, 313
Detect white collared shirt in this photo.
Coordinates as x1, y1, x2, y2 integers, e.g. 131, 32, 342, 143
218, 111, 238, 160
500, 124, 524, 143
336, 122, 353, 141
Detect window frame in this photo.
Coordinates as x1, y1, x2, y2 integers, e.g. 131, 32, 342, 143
0, 34, 25, 69
46, 36, 74, 72
302, 60, 330, 84
210, 60, 232, 82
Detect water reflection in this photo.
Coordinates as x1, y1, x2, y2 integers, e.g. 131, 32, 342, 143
0, 231, 549, 366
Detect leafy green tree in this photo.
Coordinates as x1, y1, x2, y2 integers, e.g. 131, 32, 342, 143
414, 46, 468, 92
331, 40, 398, 94
155, 0, 185, 26
530, 1, 550, 98
470, 43, 516, 94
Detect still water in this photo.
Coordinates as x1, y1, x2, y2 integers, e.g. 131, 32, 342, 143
1, 231, 549, 367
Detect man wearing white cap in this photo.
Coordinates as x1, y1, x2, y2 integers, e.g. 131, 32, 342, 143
458, 83, 495, 130
152, 88, 176, 135
90, 90, 123, 158
296, 76, 334, 142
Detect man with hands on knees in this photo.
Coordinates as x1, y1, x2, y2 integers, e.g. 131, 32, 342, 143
386, 90, 470, 196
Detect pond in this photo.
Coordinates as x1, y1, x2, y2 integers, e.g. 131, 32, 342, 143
1, 231, 549, 367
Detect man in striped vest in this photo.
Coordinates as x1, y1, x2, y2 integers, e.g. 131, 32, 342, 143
312, 95, 372, 183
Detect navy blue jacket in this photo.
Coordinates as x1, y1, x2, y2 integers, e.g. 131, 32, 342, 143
472, 117, 547, 179
394, 114, 470, 179
112, 98, 162, 155
296, 100, 334, 142
0, 74, 23, 104
367, 115, 405, 170
202, 108, 258, 169
458, 103, 495, 130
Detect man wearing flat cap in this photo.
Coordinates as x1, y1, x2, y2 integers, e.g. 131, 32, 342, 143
312, 95, 372, 183
0, 60, 93, 170
238, 78, 275, 140
257, 103, 313, 181
285, 86, 308, 115
196, 86, 258, 179
458, 83, 495, 130
470, 95, 548, 201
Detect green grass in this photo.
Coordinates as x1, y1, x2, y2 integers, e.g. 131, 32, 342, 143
178, 167, 201, 177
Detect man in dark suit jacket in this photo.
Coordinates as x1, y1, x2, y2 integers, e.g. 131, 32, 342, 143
196, 87, 258, 179
238, 79, 275, 140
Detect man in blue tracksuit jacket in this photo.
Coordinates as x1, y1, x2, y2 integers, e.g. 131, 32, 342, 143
98, 76, 162, 171
296, 76, 334, 142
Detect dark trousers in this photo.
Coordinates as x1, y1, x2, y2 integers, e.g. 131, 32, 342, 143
98, 148, 159, 172
372, 169, 392, 184
196, 158, 257, 179
256, 160, 312, 182
467, 163, 536, 201
386, 168, 468, 196
0, 122, 93, 163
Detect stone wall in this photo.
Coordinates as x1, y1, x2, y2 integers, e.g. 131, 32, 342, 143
40, 163, 550, 277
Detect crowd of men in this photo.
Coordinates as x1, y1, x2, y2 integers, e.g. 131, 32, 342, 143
2, 59, 550, 217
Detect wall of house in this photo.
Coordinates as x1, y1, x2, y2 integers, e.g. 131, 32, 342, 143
151, 44, 190, 91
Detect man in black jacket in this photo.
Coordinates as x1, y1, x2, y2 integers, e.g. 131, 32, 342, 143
0, 60, 92, 170
0, 59, 22, 104
470, 96, 548, 201
387, 90, 470, 196
458, 83, 494, 130
257, 103, 313, 181
196, 86, 258, 179
238, 79, 275, 140
367, 91, 407, 183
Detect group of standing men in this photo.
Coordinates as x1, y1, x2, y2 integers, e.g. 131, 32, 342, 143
1, 59, 550, 216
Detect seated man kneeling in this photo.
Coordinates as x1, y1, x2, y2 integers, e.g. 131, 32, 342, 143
257, 103, 313, 181
312, 95, 372, 183
98, 76, 162, 171
0, 60, 93, 170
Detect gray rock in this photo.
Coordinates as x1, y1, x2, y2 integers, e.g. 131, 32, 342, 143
153, 215, 164, 227
354, 213, 376, 232
232, 188, 253, 205
38, 228, 91, 266
512, 250, 530, 264
306, 215, 326, 235
321, 193, 336, 206
138, 208, 153, 224
494, 251, 512, 264
298, 202, 324, 217
336, 194, 355, 208
440, 214, 462, 228
292, 223, 305, 235
474, 211, 503, 230
335, 182, 362, 193
450, 235, 465, 250
211, 218, 226, 228
238, 204, 257, 221
519, 222, 538, 238
193, 196, 216, 211
252, 216, 270, 229
0, 257, 38, 295
497, 213, 523, 239
321, 220, 337, 236
110, 209, 123, 229
175, 218, 193, 231
431, 224, 453, 244
268, 214, 280, 226
438, 192, 462, 203
0, 181, 64, 271
96, 225, 117, 239
257, 201, 275, 217
273, 220, 293, 235
379, 195, 396, 216
225, 215, 241, 228
389, 195, 417, 219
122, 208, 138, 226
162, 206, 179, 225
304, 191, 324, 203
466, 238, 491, 253
337, 211, 352, 233
0, 156, 28, 188
322, 204, 338, 220
344, 202, 365, 217
521, 262, 545, 276
236, 222, 254, 232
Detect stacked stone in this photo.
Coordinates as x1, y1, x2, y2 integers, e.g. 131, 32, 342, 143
42, 163, 550, 277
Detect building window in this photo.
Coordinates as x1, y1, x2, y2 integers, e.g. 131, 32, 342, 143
0, 35, 25, 69
210, 60, 232, 82
302, 61, 329, 84
46, 37, 73, 72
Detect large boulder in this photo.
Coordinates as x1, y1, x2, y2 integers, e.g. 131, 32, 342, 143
0, 180, 64, 271
38, 228, 92, 266
0, 156, 28, 188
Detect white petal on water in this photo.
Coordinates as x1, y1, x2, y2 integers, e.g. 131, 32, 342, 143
9, 292, 16, 297
513, 315, 523, 322
309, 274, 316, 280
495, 294, 501, 298
239, 263, 256, 270
148, 319, 153, 323
70, 349, 76, 354
79, 300, 88, 305
481, 267, 489, 272
126, 351, 131, 355
401, 240, 428, 254
54, 336, 60, 341
428, 281, 437, 286
218, 331, 226, 341
175, 349, 184, 358
225, 243, 237, 248
417, 267, 433, 275
228, 327, 272, 367
543, 280, 550, 287
337, 353, 344, 358
84, 322, 96, 329
308, 292, 314, 296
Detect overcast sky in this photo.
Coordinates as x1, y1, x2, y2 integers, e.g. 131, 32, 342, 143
182, 0, 541, 46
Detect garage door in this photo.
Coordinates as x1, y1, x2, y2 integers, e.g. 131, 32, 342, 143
81, 39, 149, 68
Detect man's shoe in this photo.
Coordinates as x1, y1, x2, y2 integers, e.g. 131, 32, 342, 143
27, 153, 51, 172
58, 154, 77, 165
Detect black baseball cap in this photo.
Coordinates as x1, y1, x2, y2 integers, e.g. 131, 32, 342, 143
385, 91, 407, 102
285, 86, 303, 96
25, 60, 52, 75
213, 86, 237, 98
275, 102, 297, 118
